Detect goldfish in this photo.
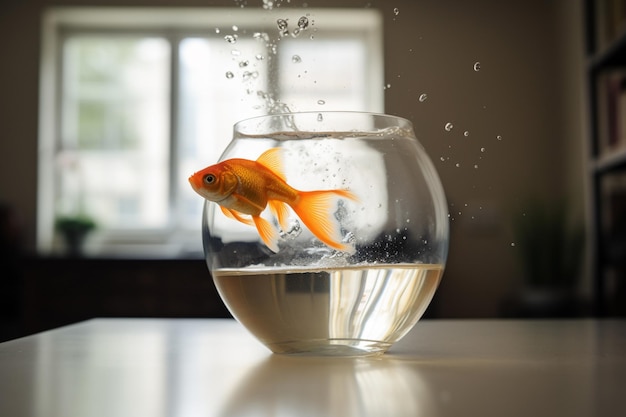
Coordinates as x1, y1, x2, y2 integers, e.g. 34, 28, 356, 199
189, 148, 357, 253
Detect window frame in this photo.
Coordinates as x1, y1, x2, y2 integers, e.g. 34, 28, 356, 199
38, 7, 384, 258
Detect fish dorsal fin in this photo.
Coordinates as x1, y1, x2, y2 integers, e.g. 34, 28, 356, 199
256, 148, 286, 181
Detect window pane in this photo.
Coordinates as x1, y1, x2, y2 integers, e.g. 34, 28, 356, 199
59, 37, 170, 229
278, 37, 368, 111
177, 37, 268, 230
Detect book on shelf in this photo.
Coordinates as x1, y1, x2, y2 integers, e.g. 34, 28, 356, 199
595, 0, 626, 51
601, 172, 626, 236
596, 69, 626, 158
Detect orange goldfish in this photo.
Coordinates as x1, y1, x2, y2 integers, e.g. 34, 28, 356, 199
189, 148, 357, 252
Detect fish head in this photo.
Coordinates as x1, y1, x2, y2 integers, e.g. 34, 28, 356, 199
188, 163, 238, 202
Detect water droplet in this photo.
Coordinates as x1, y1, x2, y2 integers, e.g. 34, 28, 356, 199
231, 49, 240, 56
224, 34, 238, 44
298, 16, 309, 29
291, 55, 302, 63
419, 93, 428, 102
445, 122, 454, 132
277, 18, 288, 31
455, 163, 461, 168
317, 113, 323, 122
439, 156, 445, 162
497, 135, 503, 141
242, 71, 258, 81
473, 61, 481, 71
239, 60, 249, 68
385, 83, 391, 89
255, 54, 264, 61
393, 8, 400, 15
480, 147, 486, 152
215, 28, 220, 34
464, 131, 470, 137
225, 71, 234, 79
253, 32, 269, 42
474, 164, 479, 169
317, 99, 326, 105
232, 25, 239, 31
511, 242, 516, 247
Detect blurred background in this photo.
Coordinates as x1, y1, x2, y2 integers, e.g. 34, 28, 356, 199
1, 0, 623, 341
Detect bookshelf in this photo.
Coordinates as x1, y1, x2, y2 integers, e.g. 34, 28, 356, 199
586, 0, 626, 316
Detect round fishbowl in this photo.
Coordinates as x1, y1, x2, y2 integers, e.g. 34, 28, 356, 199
189, 111, 448, 356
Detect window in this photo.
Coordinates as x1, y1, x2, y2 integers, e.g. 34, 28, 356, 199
38, 7, 383, 258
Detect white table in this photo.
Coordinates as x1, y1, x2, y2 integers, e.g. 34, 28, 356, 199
1, 318, 624, 417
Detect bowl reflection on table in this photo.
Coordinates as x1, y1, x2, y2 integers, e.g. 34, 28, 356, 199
218, 355, 435, 417
202, 112, 448, 356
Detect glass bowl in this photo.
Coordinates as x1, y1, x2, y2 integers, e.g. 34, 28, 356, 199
192, 111, 448, 356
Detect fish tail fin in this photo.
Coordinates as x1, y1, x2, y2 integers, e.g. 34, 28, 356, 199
252, 215, 280, 253
291, 190, 357, 252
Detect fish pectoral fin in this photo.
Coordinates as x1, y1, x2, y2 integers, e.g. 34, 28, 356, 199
291, 190, 356, 253
252, 215, 279, 253
268, 200, 290, 231
256, 148, 286, 182
221, 206, 254, 226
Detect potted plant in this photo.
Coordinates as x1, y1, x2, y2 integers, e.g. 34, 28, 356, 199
55, 215, 96, 256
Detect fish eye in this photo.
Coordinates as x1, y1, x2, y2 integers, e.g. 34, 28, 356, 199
203, 174, 216, 185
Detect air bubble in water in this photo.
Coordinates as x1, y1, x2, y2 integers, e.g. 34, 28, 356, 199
239, 60, 249, 67
419, 93, 428, 102
317, 99, 326, 105
232, 25, 239, 31
255, 54, 264, 61
445, 122, 454, 131
298, 16, 309, 29
225, 71, 234, 79
215, 28, 220, 34
497, 135, 503, 141
277, 18, 288, 31
464, 131, 470, 137
455, 163, 460, 168
474, 164, 479, 169
280, 219, 302, 239
473, 62, 481, 71
480, 147, 486, 152
317, 113, 323, 122
291, 55, 302, 63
